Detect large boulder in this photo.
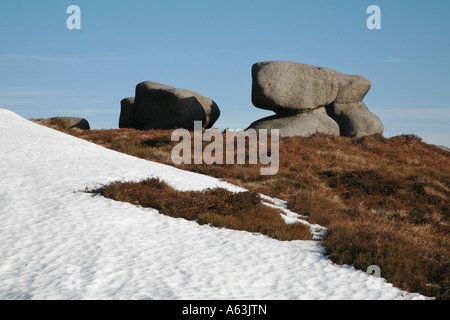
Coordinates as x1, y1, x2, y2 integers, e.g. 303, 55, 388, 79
251, 61, 372, 114
133, 81, 220, 130
326, 102, 384, 137
247, 107, 340, 137
252, 61, 338, 114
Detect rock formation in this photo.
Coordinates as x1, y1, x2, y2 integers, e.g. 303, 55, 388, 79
248, 61, 383, 137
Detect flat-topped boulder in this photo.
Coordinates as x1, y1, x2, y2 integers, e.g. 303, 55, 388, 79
252, 61, 338, 114
251, 61, 372, 114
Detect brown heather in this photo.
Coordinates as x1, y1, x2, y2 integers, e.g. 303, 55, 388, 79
30, 117, 71, 131
87, 178, 312, 241
52, 126, 449, 299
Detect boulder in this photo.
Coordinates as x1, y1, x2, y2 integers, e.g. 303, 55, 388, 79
251, 61, 373, 114
326, 102, 384, 137
246, 107, 340, 137
133, 81, 220, 130
252, 61, 338, 114
119, 97, 140, 129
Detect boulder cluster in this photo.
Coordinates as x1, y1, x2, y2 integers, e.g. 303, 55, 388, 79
119, 61, 383, 138
119, 81, 220, 131
247, 61, 384, 137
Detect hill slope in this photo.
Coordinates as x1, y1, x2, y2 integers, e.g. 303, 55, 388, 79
0, 108, 429, 299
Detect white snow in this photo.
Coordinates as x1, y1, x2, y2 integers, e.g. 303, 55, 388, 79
0, 108, 430, 300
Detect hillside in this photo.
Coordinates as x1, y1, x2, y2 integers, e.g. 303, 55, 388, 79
0, 108, 443, 300
64, 125, 450, 299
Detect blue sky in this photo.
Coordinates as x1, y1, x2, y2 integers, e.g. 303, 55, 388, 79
1, 0, 449, 146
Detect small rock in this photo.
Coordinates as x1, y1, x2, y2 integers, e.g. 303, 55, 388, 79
247, 107, 340, 137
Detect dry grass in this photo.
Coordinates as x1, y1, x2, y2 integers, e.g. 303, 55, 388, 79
49, 125, 449, 299
30, 117, 70, 131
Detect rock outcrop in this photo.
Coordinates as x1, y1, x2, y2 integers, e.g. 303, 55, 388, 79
248, 61, 383, 137
120, 81, 220, 130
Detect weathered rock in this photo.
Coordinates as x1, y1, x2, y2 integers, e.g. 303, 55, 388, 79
246, 107, 340, 137
326, 102, 384, 137
119, 97, 140, 129
64, 117, 90, 130
134, 81, 220, 130
252, 61, 338, 114
322, 68, 372, 104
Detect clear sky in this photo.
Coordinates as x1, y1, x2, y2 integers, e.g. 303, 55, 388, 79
1, 0, 449, 146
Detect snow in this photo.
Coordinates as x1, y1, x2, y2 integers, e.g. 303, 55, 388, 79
0, 108, 430, 300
